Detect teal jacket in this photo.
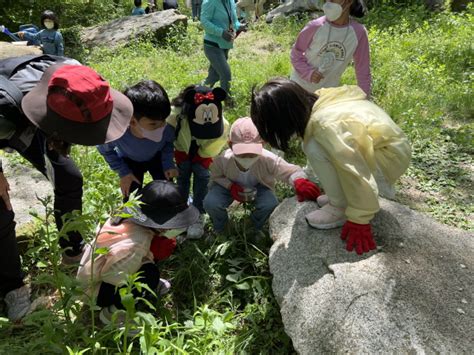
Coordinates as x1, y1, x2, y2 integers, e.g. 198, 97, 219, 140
201, 0, 240, 50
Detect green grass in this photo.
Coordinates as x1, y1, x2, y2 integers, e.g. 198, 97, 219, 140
0, 5, 472, 353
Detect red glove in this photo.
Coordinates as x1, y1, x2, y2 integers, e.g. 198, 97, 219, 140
192, 154, 213, 169
294, 178, 321, 202
150, 235, 177, 261
230, 183, 245, 202
341, 221, 376, 255
174, 150, 189, 165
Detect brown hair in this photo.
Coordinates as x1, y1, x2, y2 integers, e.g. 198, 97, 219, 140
250, 78, 317, 152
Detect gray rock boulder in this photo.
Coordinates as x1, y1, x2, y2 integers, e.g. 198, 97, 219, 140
80, 10, 187, 49
0, 42, 42, 60
269, 197, 473, 354
265, 0, 323, 23
1, 154, 52, 227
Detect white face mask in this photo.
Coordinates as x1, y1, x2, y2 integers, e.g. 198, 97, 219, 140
161, 228, 187, 238
234, 156, 259, 170
323, 2, 343, 21
44, 20, 55, 30
138, 124, 165, 142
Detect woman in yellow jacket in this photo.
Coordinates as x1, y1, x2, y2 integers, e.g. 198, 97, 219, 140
250, 78, 411, 255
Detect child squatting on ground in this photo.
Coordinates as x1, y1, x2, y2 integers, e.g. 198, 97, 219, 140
251, 78, 411, 255
204, 117, 321, 234
167, 85, 230, 239
77, 180, 199, 325
97, 80, 178, 200
18, 10, 64, 56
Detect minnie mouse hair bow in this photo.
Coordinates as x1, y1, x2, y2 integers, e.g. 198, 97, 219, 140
194, 92, 214, 105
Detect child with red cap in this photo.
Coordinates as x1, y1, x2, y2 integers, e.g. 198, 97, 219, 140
203, 117, 320, 234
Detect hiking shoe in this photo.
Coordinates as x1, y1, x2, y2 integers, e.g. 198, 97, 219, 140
99, 305, 141, 337
316, 194, 329, 208
224, 96, 235, 108
186, 215, 205, 239
156, 278, 171, 296
305, 204, 346, 229
5, 285, 31, 322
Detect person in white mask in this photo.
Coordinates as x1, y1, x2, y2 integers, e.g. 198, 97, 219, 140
290, 0, 371, 96
97, 80, 179, 199
204, 117, 320, 235
18, 10, 64, 56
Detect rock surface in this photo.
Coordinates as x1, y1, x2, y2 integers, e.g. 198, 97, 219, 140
0, 42, 42, 60
265, 0, 323, 23
80, 10, 187, 49
269, 197, 473, 354
1, 154, 52, 227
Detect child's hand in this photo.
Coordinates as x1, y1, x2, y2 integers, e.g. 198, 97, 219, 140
230, 183, 245, 202
165, 168, 179, 180
311, 70, 324, 83
174, 150, 189, 165
120, 173, 140, 197
294, 178, 321, 202
17, 31, 25, 39
341, 221, 376, 255
192, 154, 213, 169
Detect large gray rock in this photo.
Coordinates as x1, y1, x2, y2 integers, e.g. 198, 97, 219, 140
1, 154, 52, 227
266, 0, 323, 23
0, 42, 42, 60
80, 10, 187, 49
269, 197, 473, 354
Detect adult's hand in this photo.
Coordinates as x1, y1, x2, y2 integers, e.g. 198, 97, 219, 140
221, 29, 235, 42
0, 172, 12, 210
120, 173, 140, 197
17, 31, 25, 39
311, 70, 324, 83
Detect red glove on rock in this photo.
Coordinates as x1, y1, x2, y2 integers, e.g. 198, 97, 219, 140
192, 154, 213, 169
150, 235, 177, 261
341, 221, 376, 255
294, 178, 321, 202
230, 183, 245, 202
174, 150, 189, 165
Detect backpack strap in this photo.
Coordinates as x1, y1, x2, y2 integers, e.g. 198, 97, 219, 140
0, 75, 23, 107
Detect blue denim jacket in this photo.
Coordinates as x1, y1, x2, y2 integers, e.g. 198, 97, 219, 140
23, 29, 64, 56
201, 0, 240, 50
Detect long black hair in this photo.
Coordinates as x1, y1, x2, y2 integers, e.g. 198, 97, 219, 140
250, 78, 317, 152
41, 10, 59, 29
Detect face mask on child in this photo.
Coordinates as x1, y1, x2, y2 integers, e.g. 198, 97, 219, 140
161, 228, 187, 238
323, 2, 343, 21
44, 20, 55, 30
234, 156, 259, 170
138, 125, 165, 142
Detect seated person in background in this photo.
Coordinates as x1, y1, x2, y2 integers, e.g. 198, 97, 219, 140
203, 117, 320, 234
77, 180, 200, 325
132, 0, 146, 15
97, 80, 178, 200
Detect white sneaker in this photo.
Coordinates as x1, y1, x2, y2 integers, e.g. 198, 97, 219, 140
305, 204, 346, 229
316, 194, 329, 207
5, 285, 31, 322
156, 278, 171, 296
186, 215, 205, 239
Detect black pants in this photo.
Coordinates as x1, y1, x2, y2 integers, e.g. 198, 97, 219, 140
0, 131, 83, 294
123, 152, 165, 201
96, 263, 160, 309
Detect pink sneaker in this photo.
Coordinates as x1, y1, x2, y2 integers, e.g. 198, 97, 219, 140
305, 204, 346, 229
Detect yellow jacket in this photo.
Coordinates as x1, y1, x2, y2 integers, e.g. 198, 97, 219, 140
304, 85, 411, 224
167, 107, 230, 158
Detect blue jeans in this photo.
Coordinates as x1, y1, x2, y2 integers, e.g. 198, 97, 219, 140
177, 160, 209, 213
203, 183, 279, 232
203, 44, 231, 94
192, 0, 202, 19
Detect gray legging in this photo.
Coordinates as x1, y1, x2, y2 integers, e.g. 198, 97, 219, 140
203, 44, 231, 95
